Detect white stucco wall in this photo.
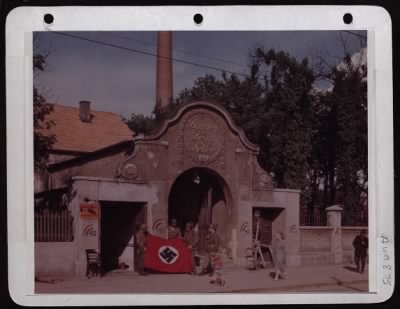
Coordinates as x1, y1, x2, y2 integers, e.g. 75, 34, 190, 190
35, 242, 77, 277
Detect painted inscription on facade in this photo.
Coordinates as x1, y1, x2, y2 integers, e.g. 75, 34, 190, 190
183, 112, 223, 164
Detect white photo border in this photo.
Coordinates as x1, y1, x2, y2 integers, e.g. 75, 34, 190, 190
6, 5, 394, 306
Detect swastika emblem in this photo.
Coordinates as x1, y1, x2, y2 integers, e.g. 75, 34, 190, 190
158, 246, 179, 264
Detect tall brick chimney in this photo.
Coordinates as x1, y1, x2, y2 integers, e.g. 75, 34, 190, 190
155, 31, 173, 115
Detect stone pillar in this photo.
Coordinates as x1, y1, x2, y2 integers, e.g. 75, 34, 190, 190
285, 191, 302, 267
155, 31, 173, 113
326, 205, 343, 264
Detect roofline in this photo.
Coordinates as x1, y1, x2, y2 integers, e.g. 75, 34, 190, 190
50, 102, 126, 116
47, 139, 133, 173
135, 101, 259, 153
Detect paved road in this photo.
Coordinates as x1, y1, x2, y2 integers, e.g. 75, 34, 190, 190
36, 264, 369, 294
235, 281, 369, 293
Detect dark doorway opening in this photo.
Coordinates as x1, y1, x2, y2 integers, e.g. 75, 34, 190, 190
168, 168, 227, 254
100, 201, 145, 275
252, 207, 284, 267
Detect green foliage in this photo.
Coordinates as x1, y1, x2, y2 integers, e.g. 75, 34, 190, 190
253, 49, 316, 189
124, 113, 157, 135
33, 36, 55, 168
324, 54, 367, 212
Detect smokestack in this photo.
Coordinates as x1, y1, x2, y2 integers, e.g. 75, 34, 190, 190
155, 31, 173, 115
79, 100, 92, 122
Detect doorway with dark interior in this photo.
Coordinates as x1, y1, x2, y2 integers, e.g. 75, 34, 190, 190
252, 207, 284, 268
100, 201, 145, 275
168, 168, 228, 254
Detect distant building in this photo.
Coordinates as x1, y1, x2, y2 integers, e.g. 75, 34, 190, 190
34, 101, 133, 193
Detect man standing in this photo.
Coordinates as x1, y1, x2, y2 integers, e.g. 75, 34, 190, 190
183, 222, 198, 275
202, 224, 220, 276
135, 224, 148, 276
353, 230, 368, 273
168, 218, 182, 239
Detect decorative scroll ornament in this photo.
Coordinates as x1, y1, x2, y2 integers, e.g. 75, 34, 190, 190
121, 163, 138, 180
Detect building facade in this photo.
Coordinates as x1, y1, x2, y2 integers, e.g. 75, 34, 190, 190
35, 101, 303, 276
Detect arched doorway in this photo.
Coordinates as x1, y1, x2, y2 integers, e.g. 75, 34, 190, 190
168, 168, 229, 254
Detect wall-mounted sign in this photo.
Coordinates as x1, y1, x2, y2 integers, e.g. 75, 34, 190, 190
80, 202, 98, 219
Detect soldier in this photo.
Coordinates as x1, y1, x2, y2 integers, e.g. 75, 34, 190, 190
168, 218, 182, 239
201, 224, 220, 276
183, 221, 198, 275
135, 224, 148, 276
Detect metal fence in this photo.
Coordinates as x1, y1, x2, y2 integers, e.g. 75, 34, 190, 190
300, 209, 367, 227
300, 211, 327, 226
34, 210, 74, 242
342, 212, 368, 226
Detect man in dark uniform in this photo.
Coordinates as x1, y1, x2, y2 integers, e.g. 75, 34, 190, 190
353, 230, 368, 273
135, 224, 148, 276
183, 221, 198, 275
168, 218, 182, 239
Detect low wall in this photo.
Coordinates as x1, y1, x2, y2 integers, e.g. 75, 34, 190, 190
299, 227, 333, 252
342, 227, 368, 263
298, 226, 368, 266
35, 242, 77, 277
299, 227, 334, 265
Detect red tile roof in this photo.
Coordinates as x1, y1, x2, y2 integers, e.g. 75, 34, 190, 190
39, 104, 134, 153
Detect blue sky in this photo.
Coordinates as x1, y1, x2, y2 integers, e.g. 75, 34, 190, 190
35, 31, 366, 117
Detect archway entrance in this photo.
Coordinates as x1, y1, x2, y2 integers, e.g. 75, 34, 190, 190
168, 168, 229, 254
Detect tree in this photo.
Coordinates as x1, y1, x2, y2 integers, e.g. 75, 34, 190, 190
252, 49, 316, 190
124, 113, 157, 135
33, 34, 55, 168
328, 53, 367, 214
309, 49, 367, 218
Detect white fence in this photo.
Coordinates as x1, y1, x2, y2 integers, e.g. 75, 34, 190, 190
34, 210, 74, 242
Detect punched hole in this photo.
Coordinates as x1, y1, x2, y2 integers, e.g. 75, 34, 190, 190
193, 13, 203, 25
44, 14, 54, 25
343, 13, 353, 24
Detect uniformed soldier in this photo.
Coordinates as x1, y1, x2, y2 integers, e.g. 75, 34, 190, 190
183, 221, 198, 275
135, 224, 148, 276
201, 224, 220, 275
206, 224, 220, 254
168, 218, 182, 239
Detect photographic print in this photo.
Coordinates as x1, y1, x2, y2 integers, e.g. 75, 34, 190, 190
32, 29, 370, 294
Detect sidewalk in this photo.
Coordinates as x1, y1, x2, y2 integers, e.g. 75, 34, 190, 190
35, 264, 368, 294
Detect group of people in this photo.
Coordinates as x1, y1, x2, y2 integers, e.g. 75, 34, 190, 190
167, 218, 225, 285
135, 218, 225, 285
134, 219, 368, 283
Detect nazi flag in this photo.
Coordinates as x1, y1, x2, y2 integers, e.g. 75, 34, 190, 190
144, 234, 192, 273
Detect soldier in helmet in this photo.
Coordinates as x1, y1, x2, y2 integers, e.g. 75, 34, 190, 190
183, 221, 198, 275
135, 224, 148, 276
168, 218, 182, 239
200, 224, 220, 276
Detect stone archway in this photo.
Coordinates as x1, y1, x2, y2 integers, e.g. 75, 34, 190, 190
168, 167, 231, 254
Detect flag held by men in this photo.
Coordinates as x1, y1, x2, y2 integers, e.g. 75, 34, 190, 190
144, 234, 192, 273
